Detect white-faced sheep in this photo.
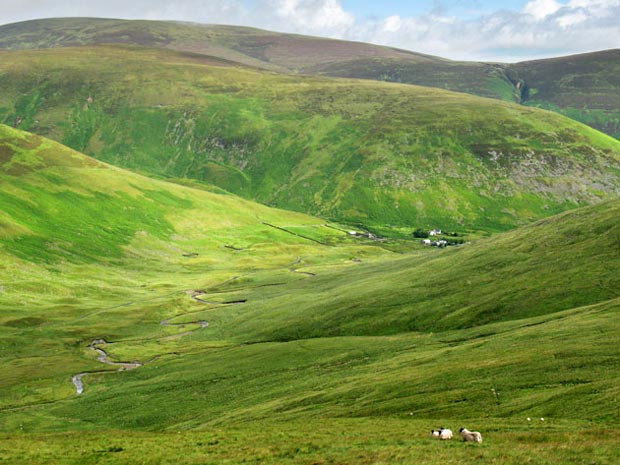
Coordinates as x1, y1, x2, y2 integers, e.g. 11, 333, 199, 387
430, 429, 440, 438
459, 427, 483, 443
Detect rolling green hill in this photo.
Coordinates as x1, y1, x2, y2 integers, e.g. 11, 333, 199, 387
1, 125, 619, 464
1, 18, 618, 140
0, 45, 619, 234
0, 18, 530, 104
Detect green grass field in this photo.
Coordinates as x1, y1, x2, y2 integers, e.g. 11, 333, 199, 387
1, 21, 619, 463
1, 125, 620, 463
2, 420, 619, 465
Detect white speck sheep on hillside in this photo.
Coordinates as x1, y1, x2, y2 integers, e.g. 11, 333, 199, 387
459, 427, 483, 443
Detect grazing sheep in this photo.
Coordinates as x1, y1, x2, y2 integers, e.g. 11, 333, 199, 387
430, 428, 453, 440
459, 427, 483, 443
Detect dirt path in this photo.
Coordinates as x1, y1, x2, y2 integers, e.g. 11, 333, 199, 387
262, 222, 328, 245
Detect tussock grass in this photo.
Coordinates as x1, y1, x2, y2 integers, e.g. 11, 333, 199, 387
1, 419, 619, 465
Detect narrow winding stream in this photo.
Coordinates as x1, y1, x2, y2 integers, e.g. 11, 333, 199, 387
71, 339, 143, 395
71, 311, 211, 395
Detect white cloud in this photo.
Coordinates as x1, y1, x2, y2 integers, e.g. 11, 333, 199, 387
523, 0, 562, 20
557, 11, 587, 27
382, 15, 402, 33
256, 0, 354, 36
346, 0, 620, 62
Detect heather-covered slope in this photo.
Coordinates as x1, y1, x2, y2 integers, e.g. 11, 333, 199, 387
508, 49, 620, 139
2, 18, 618, 140
0, 17, 446, 73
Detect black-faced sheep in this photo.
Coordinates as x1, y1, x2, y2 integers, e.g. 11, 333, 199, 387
430, 428, 453, 440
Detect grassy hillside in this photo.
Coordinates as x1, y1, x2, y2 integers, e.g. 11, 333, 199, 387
0, 18, 522, 103
0, 123, 392, 420
1, 18, 619, 142
0, 123, 369, 264
1, 125, 619, 463
1, 46, 619, 233
198, 198, 620, 341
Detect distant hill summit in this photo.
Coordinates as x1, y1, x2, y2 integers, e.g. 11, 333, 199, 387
1, 18, 618, 138
0, 45, 619, 232
0, 17, 441, 73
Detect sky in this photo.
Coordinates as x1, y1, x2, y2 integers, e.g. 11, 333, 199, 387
1, 0, 619, 62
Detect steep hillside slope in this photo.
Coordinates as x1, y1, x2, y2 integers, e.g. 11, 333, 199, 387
1, 18, 618, 141
0, 123, 359, 266
1, 46, 619, 233
509, 49, 620, 139
202, 198, 620, 341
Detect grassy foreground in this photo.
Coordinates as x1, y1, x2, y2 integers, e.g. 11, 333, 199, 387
1, 419, 618, 465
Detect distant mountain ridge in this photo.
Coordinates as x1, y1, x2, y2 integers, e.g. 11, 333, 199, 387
1, 17, 618, 138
